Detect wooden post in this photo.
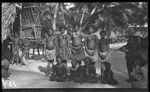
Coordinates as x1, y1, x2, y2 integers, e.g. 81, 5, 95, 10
20, 5, 22, 39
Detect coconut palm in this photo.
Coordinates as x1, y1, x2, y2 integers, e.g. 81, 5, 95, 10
61, 2, 148, 36
1, 2, 148, 41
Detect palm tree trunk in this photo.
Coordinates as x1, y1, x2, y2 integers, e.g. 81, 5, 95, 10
91, 5, 97, 15
79, 10, 86, 33
52, 3, 59, 33
60, 4, 66, 25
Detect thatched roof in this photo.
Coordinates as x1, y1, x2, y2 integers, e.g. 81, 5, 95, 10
2, 3, 17, 42
21, 7, 41, 29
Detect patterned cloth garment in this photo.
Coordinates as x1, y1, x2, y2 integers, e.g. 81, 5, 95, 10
98, 50, 111, 62
45, 49, 56, 60
55, 47, 70, 60
84, 48, 99, 63
68, 44, 85, 62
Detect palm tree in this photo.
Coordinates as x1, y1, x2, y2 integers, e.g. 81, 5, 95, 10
26, 2, 148, 37
61, 2, 148, 36
2, 2, 148, 41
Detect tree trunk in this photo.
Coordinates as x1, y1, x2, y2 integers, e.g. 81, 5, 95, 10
52, 3, 59, 33
79, 10, 86, 33
60, 4, 66, 25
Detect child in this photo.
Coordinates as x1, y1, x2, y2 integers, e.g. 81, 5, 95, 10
101, 62, 118, 85
62, 59, 67, 68
62, 59, 70, 81
50, 56, 67, 82
98, 30, 109, 60
70, 59, 82, 82
45, 33, 56, 76
82, 57, 98, 83
98, 30, 111, 79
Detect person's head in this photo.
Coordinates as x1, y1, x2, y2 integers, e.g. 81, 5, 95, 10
77, 60, 83, 67
49, 29, 54, 36
75, 25, 79, 32
100, 30, 107, 39
71, 60, 77, 68
49, 59, 54, 63
84, 57, 92, 67
91, 62, 95, 67
61, 28, 65, 34
127, 35, 140, 50
56, 56, 62, 64
62, 59, 67, 64
103, 62, 111, 70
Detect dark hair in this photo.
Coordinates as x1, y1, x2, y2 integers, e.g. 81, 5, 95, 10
84, 57, 92, 65
100, 30, 106, 36
75, 59, 81, 63
91, 62, 95, 65
48, 59, 54, 63
62, 59, 67, 63
71, 60, 77, 66
103, 62, 111, 69
84, 57, 91, 61
56, 56, 62, 59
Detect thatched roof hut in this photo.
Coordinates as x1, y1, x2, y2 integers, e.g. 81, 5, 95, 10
1, 3, 18, 42
2, 3, 43, 41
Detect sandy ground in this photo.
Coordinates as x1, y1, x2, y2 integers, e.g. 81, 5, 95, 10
5, 43, 131, 88
8, 69, 118, 88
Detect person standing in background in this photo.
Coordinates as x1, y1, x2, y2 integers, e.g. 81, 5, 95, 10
98, 30, 111, 80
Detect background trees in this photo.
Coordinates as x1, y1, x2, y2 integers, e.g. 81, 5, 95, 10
38, 2, 148, 36
2, 2, 148, 41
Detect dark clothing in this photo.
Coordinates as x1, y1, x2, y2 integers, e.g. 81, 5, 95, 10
140, 37, 148, 49
69, 45, 85, 62
81, 65, 98, 83
2, 36, 13, 61
103, 69, 113, 82
102, 69, 118, 85
2, 45, 13, 62
50, 63, 67, 82
119, 36, 148, 82
70, 67, 82, 82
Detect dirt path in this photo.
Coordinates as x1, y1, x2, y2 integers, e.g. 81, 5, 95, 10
7, 49, 131, 88
8, 69, 116, 88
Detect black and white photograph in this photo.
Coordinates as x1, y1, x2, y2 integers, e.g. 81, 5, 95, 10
1, 2, 148, 89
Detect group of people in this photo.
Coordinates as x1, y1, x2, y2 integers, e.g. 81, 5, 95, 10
43, 55, 118, 85
42, 28, 148, 87
1, 27, 148, 87
40, 29, 118, 85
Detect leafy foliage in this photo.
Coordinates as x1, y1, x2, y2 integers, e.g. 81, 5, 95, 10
2, 2, 148, 41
